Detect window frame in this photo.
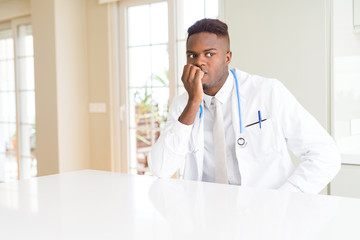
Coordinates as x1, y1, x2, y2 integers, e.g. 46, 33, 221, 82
116, 0, 224, 173
0, 16, 35, 181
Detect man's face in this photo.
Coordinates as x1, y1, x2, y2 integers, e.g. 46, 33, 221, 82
186, 32, 232, 94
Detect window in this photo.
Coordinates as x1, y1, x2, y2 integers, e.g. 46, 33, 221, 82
332, 0, 360, 165
176, 0, 221, 95
0, 18, 36, 182
127, 2, 169, 174
119, 0, 220, 175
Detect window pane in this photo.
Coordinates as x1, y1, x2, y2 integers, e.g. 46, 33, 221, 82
126, 2, 169, 175
334, 56, 360, 155
136, 129, 152, 149
177, 85, 186, 96
0, 123, 17, 182
19, 124, 36, 179
176, 40, 186, 86
151, 87, 169, 128
130, 88, 153, 129
129, 128, 152, 174
128, 46, 151, 87
151, 44, 169, 87
0, 30, 15, 94
205, 0, 219, 18
0, 154, 4, 181
0, 92, 16, 123
17, 25, 33, 57
18, 57, 35, 90
0, 60, 15, 91
128, 5, 151, 46
129, 88, 137, 129
153, 130, 161, 144
0, 123, 16, 153
135, 128, 151, 175
0, 153, 18, 182
19, 124, 35, 158
177, 0, 205, 40
0, 30, 13, 60
129, 129, 137, 170
175, 0, 219, 97
20, 91, 36, 124
20, 156, 36, 179
17, 24, 36, 180
136, 87, 153, 129
151, 2, 168, 44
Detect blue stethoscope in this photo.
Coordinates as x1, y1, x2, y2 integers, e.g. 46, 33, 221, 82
199, 69, 247, 148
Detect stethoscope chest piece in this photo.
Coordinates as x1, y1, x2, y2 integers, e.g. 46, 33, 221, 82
230, 69, 248, 148
237, 135, 247, 148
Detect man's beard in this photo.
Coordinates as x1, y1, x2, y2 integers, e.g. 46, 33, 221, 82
202, 83, 210, 90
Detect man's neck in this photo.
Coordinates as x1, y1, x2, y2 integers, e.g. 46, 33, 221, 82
204, 70, 229, 96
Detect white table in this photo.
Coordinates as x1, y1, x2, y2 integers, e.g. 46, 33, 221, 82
0, 170, 360, 240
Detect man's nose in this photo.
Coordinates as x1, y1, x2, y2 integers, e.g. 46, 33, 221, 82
193, 54, 206, 68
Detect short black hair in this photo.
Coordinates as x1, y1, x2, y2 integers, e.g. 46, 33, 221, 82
187, 18, 230, 47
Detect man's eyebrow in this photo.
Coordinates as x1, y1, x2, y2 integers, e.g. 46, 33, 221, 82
186, 48, 218, 54
203, 48, 217, 52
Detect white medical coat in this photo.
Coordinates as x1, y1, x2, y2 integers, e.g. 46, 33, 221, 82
148, 68, 341, 194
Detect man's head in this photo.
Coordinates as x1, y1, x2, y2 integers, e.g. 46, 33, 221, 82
186, 19, 232, 96
187, 18, 230, 51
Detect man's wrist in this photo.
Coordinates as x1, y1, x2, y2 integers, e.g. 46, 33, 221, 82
187, 97, 202, 107
178, 99, 202, 125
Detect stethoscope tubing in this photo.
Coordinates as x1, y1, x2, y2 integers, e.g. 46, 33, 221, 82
197, 68, 246, 147
230, 69, 243, 135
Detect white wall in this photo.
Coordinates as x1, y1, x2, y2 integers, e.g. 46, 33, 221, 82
54, 0, 91, 172
31, 0, 91, 175
224, 0, 330, 129
86, 0, 112, 171
331, 164, 360, 198
31, 0, 60, 175
31, 0, 111, 174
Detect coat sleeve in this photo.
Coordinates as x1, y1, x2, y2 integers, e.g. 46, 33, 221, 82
148, 96, 193, 178
273, 81, 341, 194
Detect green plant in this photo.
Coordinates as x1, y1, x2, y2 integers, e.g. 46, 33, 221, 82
134, 70, 169, 145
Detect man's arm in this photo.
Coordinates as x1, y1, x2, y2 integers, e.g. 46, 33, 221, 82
178, 64, 204, 125
148, 97, 193, 177
148, 64, 204, 177
274, 81, 341, 194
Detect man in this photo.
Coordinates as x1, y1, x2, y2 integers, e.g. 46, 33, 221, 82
148, 18, 340, 194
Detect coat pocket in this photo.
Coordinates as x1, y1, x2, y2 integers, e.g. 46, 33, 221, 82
243, 118, 280, 160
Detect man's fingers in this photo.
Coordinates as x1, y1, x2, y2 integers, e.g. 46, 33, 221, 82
181, 64, 203, 88
182, 64, 197, 83
194, 68, 204, 82
181, 65, 191, 84
188, 65, 198, 83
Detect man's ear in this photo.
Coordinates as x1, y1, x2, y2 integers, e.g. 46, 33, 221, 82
226, 51, 232, 66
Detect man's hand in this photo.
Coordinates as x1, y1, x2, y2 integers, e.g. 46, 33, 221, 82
178, 64, 204, 125
181, 64, 204, 104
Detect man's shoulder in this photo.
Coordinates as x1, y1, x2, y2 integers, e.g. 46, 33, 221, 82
233, 68, 284, 96
234, 68, 281, 89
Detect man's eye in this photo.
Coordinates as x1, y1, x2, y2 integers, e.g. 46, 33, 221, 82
188, 54, 195, 59
205, 52, 214, 57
